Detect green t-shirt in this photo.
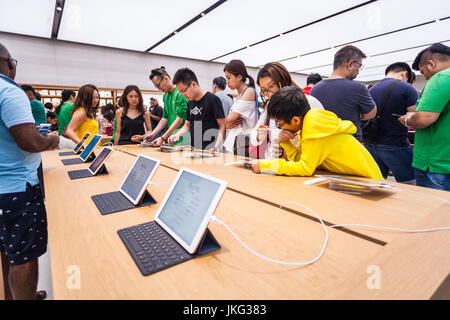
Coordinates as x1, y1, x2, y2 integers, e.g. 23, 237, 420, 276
413, 68, 450, 174
162, 88, 190, 145
30, 99, 46, 126
56, 102, 74, 136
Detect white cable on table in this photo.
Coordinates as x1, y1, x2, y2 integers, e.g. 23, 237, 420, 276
210, 201, 329, 267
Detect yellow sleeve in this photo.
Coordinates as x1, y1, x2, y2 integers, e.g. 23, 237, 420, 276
280, 141, 301, 162
260, 140, 329, 176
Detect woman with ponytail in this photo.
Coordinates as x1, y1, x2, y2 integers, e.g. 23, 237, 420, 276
222, 59, 259, 154
56, 89, 76, 136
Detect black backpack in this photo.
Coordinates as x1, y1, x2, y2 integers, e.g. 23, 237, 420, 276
361, 80, 400, 143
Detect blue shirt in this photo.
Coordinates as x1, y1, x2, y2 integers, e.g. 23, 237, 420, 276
369, 78, 419, 147
0, 74, 41, 193
311, 78, 376, 141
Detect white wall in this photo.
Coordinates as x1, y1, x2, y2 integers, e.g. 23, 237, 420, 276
0, 32, 309, 95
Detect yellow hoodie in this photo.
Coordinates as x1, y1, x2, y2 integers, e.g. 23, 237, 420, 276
259, 108, 383, 179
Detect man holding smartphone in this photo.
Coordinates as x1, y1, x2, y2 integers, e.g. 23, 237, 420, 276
0, 43, 59, 300
366, 62, 418, 183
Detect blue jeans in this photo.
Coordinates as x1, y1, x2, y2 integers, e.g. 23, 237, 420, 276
365, 143, 415, 183
415, 168, 450, 191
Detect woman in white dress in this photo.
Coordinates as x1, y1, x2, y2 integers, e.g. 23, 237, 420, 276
250, 62, 323, 160
222, 60, 259, 155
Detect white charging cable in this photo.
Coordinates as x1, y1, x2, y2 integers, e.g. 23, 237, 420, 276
209, 201, 329, 266
389, 185, 450, 205
209, 198, 450, 267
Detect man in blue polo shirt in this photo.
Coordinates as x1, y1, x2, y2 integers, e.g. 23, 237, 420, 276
0, 43, 59, 300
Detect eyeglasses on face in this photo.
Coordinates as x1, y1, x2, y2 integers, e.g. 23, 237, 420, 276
275, 119, 288, 129
154, 77, 164, 90
179, 82, 192, 93
353, 61, 364, 70
260, 83, 279, 96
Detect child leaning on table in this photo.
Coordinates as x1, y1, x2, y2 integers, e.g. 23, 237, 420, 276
250, 86, 383, 179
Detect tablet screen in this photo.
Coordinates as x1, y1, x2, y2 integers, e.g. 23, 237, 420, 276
120, 155, 159, 204
79, 134, 102, 161
73, 133, 91, 153
88, 147, 112, 175
157, 170, 221, 247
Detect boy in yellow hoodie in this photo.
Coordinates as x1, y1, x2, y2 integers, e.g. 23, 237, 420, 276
250, 86, 383, 179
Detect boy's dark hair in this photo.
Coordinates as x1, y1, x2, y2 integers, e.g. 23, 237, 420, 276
333, 45, 367, 70
267, 86, 311, 123
412, 43, 450, 70
213, 76, 227, 90
21, 84, 35, 94
173, 67, 199, 86
306, 73, 322, 85
149, 66, 170, 80
385, 62, 413, 83
46, 111, 57, 119
44, 102, 53, 110
34, 92, 41, 100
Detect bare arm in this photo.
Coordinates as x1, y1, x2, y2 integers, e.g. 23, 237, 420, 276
406, 105, 416, 112
114, 109, 122, 145
215, 118, 226, 148
226, 111, 242, 129
161, 117, 184, 141
361, 106, 377, 120
10, 124, 59, 153
399, 111, 440, 129
65, 110, 87, 144
143, 111, 152, 132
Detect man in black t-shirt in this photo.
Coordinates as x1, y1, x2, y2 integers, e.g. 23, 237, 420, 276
366, 62, 418, 183
148, 97, 164, 138
168, 68, 225, 150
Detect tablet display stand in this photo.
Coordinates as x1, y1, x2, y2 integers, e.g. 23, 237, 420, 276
61, 152, 96, 165
67, 164, 108, 180
91, 189, 157, 215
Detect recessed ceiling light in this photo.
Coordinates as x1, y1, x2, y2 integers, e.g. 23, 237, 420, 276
56, 6, 62, 11
201, 13, 205, 17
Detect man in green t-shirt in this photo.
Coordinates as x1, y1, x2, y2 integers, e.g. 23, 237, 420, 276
56, 89, 76, 135
399, 43, 450, 191
21, 85, 46, 125
132, 67, 190, 146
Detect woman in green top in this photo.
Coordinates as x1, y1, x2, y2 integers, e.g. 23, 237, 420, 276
131, 66, 189, 146
56, 89, 76, 136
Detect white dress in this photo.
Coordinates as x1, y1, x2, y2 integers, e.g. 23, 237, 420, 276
249, 95, 324, 159
223, 98, 258, 153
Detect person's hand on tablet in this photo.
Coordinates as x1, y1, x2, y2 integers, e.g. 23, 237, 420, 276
151, 137, 164, 147
167, 134, 181, 144
131, 134, 144, 142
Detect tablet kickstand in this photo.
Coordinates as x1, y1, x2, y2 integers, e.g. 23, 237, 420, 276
194, 228, 221, 256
